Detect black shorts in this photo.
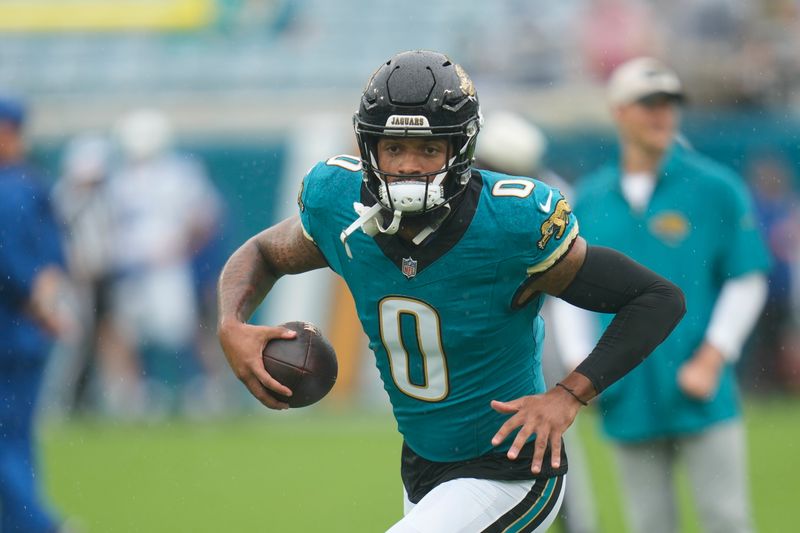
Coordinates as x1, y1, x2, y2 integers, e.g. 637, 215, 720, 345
401, 439, 568, 504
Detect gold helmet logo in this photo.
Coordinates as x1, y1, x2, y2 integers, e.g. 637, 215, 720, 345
454, 64, 475, 97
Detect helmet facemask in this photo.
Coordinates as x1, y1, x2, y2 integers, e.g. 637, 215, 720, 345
356, 119, 480, 217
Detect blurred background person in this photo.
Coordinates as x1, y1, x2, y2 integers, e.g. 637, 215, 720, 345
50, 133, 117, 416
187, 202, 236, 417
0, 94, 69, 533
476, 111, 598, 533
554, 57, 770, 533
105, 108, 223, 418
476, 110, 572, 195
745, 151, 800, 393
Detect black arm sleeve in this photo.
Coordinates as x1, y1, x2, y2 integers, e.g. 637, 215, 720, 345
558, 245, 686, 394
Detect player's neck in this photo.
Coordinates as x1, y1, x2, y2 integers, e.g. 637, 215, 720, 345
397, 220, 428, 243
621, 144, 664, 176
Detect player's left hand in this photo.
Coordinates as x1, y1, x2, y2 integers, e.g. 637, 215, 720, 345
678, 342, 725, 400
490, 388, 582, 474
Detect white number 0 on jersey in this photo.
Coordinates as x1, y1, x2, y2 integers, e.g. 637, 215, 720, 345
379, 297, 449, 402
375, 182, 536, 402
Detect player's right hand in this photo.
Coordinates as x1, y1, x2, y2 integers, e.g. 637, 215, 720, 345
218, 320, 296, 409
490, 390, 580, 474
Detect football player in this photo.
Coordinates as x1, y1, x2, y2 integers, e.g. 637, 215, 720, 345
218, 50, 686, 532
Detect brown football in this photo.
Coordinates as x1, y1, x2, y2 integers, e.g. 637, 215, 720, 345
262, 321, 338, 408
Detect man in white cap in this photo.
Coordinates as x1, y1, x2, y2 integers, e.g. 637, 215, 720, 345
553, 57, 770, 533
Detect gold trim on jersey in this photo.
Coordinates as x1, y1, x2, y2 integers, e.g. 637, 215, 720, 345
301, 225, 315, 243
526, 222, 579, 276
296, 179, 305, 212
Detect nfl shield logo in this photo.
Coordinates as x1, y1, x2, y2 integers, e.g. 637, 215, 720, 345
401, 257, 418, 279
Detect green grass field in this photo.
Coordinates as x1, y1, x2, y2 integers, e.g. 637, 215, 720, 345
42, 397, 799, 532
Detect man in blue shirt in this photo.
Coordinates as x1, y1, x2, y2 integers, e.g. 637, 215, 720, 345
0, 95, 67, 533
554, 58, 770, 533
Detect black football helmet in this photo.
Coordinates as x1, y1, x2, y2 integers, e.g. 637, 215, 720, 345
353, 50, 482, 216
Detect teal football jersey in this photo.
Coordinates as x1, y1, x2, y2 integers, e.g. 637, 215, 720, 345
299, 155, 579, 462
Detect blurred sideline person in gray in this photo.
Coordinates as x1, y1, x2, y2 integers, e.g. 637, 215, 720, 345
476, 112, 598, 533
106, 109, 223, 417
553, 58, 770, 533
51, 134, 117, 415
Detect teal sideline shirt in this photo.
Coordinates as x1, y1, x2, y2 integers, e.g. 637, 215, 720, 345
299, 155, 579, 462
574, 144, 771, 442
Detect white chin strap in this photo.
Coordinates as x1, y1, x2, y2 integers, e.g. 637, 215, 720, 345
339, 202, 402, 259
339, 153, 455, 259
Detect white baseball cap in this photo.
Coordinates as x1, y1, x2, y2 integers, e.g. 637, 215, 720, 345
607, 57, 684, 106
475, 111, 547, 176
115, 108, 173, 161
